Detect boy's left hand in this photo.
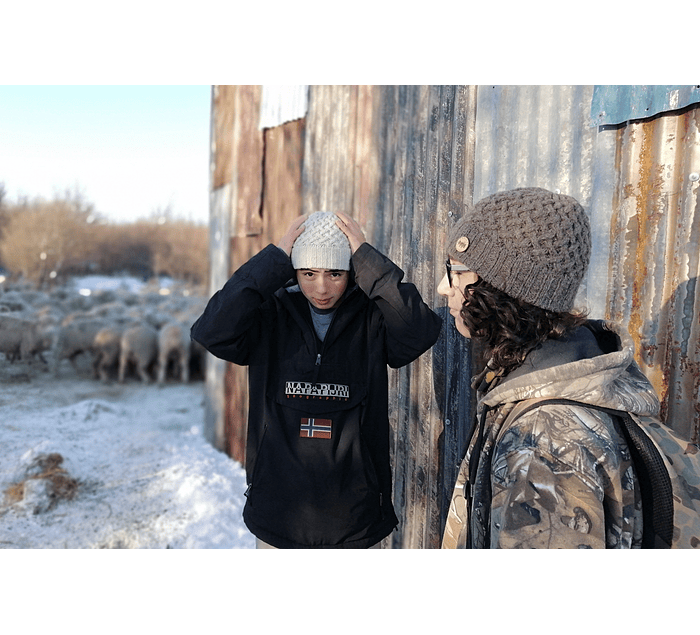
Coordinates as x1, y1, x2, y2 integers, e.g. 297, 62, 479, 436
335, 212, 366, 253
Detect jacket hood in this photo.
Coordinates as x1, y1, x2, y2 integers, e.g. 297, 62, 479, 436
481, 319, 660, 418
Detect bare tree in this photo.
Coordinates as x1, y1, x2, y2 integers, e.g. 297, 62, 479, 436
0, 191, 95, 285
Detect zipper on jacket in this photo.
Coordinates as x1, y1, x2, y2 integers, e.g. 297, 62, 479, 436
311, 309, 336, 382
312, 351, 323, 383
246, 423, 269, 505
311, 303, 340, 373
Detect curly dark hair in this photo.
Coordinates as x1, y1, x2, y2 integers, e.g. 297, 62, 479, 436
459, 278, 588, 375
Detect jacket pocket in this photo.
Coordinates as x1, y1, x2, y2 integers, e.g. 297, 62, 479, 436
247, 382, 383, 544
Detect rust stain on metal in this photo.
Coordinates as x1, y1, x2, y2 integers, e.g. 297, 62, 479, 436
626, 122, 669, 389
627, 121, 652, 370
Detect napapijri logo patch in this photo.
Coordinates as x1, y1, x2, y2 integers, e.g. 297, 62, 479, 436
285, 381, 350, 400
300, 418, 332, 439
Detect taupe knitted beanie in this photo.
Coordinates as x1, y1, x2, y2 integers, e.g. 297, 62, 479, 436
447, 187, 591, 312
291, 211, 352, 271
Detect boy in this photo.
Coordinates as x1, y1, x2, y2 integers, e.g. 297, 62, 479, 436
192, 211, 442, 548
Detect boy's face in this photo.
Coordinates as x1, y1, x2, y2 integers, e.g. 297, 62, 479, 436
296, 268, 349, 310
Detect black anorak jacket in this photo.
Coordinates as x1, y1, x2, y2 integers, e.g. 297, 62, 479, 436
191, 242, 442, 548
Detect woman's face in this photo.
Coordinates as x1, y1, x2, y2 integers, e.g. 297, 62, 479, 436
437, 259, 479, 338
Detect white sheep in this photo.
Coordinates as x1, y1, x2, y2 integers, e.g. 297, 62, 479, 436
0, 293, 29, 314
92, 324, 127, 383
0, 314, 42, 363
118, 323, 159, 384
156, 322, 190, 385
51, 316, 110, 376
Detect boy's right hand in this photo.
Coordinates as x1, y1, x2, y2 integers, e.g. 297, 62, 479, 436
277, 215, 306, 256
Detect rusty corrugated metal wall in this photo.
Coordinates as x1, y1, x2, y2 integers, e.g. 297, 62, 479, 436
206, 85, 305, 457
206, 85, 700, 548
471, 85, 618, 319
606, 108, 700, 442
470, 86, 700, 444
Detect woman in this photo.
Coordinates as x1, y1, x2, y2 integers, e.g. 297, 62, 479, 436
439, 187, 660, 549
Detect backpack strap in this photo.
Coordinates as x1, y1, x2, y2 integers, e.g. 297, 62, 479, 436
505, 398, 673, 549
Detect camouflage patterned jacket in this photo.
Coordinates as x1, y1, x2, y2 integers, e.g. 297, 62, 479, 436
442, 320, 661, 549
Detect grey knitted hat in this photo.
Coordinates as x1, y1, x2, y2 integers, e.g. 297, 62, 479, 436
447, 187, 591, 312
291, 211, 352, 270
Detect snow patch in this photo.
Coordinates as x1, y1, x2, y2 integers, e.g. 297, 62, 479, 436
0, 376, 255, 549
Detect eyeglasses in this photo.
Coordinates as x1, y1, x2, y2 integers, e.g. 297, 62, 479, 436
445, 260, 472, 287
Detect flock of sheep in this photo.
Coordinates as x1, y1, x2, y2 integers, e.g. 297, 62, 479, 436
0, 277, 209, 385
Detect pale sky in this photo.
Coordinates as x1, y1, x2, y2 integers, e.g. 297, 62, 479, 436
0, 85, 211, 224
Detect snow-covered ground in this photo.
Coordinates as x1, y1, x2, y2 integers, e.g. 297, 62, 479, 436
1, 274, 255, 550
0, 371, 255, 549
0, 374, 255, 549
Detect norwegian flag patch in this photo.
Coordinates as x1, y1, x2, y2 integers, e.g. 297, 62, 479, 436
300, 418, 332, 439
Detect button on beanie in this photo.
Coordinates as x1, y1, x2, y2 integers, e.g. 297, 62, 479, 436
291, 211, 352, 271
447, 187, 591, 313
